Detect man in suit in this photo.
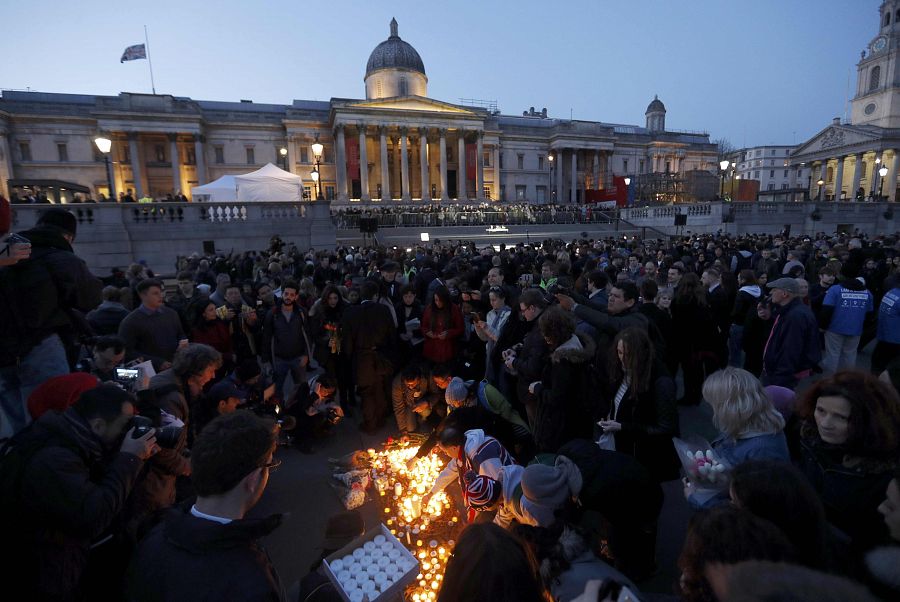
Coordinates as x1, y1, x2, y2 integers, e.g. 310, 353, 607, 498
702, 266, 731, 367
342, 280, 396, 434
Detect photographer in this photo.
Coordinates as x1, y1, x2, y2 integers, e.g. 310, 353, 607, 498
502, 288, 548, 427
287, 374, 342, 453
0, 384, 157, 600
124, 343, 221, 540
76, 334, 127, 383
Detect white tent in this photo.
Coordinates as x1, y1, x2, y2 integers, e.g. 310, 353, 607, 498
234, 163, 303, 203
190, 175, 237, 202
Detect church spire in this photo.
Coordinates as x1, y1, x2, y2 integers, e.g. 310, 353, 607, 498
390, 17, 398, 38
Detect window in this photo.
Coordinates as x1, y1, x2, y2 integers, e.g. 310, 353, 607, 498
300, 147, 309, 163
323, 146, 332, 163
483, 151, 491, 168
186, 147, 196, 165
665, 160, 671, 173
623, 159, 629, 173
782, 183, 788, 190
515, 185, 526, 201
326, 186, 335, 200
18, 142, 31, 161
376, 80, 383, 97
517, 154, 524, 170
399, 77, 408, 96
754, 171, 760, 178
885, 13, 891, 27
639, 159, 645, 173
536, 186, 547, 203
769, 170, 775, 178
500, 185, 505, 200
870, 65, 881, 91
483, 186, 490, 199
755, 150, 761, 157
246, 147, 255, 164
783, 169, 788, 177
214, 146, 224, 164
57, 143, 68, 162
538, 156, 544, 170
154, 145, 166, 163
447, 148, 453, 162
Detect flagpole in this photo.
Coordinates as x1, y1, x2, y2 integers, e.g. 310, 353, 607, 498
144, 25, 157, 94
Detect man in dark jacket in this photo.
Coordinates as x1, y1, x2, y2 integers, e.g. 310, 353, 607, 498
262, 280, 311, 400
0, 208, 103, 439
0, 384, 157, 600
126, 410, 285, 602
761, 278, 822, 389
86, 285, 130, 335
341, 280, 396, 434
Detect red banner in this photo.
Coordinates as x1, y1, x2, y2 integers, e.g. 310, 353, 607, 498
466, 143, 477, 181
346, 137, 360, 180
586, 177, 628, 207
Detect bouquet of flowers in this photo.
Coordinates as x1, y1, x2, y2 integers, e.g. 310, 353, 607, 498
332, 469, 371, 510
672, 436, 731, 491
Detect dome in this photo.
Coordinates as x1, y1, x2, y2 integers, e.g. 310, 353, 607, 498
365, 18, 426, 78
646, 95, 666, 114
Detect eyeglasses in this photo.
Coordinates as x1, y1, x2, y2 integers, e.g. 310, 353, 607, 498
260, 458, 282, 473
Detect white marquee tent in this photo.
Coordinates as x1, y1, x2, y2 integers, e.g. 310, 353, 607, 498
190, 175, 237, 202
234, 163, 303, 203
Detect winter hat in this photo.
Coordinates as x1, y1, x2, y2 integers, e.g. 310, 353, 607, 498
27, 372, 100, 420
521, 456, 583, 511
766, 277, 801, 295
207, 380, 243, 404
37, 208, 77, 237
322, 510, 365, 550
445, 377, 470, 407
464, 470, 500, 510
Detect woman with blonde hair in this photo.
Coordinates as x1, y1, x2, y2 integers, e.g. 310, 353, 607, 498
685, 367, 789, 508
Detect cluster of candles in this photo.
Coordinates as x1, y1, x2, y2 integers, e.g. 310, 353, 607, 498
367, 442, 462, 601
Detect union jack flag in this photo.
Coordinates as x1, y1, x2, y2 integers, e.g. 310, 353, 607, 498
120, 44, 146, 63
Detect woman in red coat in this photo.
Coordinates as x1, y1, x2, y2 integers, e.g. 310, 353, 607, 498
190, 300, 235, 372
422, 285, 464, 365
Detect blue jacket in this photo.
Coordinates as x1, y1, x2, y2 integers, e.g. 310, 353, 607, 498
762, 298, 821, 388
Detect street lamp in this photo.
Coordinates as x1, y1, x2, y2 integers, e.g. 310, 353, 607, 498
279, 147, 288, 172
817, 178, 824, 201
547, 153, 554, 204
879, 164, 889, 200
94, 136, 115, 202
310, 134, 324, 200
729, 162, 736, 199
624, 177, 631, 205
719, 159, 730, 199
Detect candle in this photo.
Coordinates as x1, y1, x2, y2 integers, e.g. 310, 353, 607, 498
395, 482, 403, 497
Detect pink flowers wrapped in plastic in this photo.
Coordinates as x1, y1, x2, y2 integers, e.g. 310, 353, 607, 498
672, 437, 731, 491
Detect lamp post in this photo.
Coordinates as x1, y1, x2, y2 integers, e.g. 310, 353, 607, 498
279, 146, 288, 172
719, 159, 729, 199
729, 162, 736, 200
624, 177, 631, 206
547, 153, 554, 205
879, 164, 889, 200
94, 136, 115, 201
817, 178, 824, 202
311, 134, 324, 201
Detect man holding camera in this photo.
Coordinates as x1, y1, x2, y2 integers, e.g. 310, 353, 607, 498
0, 384, 157, 599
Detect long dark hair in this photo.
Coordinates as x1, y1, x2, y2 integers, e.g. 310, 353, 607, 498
675, 272, 707, 307
319, 284, 345, 316
607, 327, 654, 398
190, 297, 215, 331
429, 284, 452, 332
437, 523, 550, 602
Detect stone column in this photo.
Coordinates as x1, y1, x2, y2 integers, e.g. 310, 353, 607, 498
335, 124, 348, 202
439, 129, 449, 201
888, 150, 900, 202
358, 124, 370, 201
556, 149, 564, 203
850, 153, 864, 202
168, 134, 181, 196
419, 128, 429, 201
128, 133, 144, 198
379, 126, 390, 201
570, 150, 577, 204
458, 131, 467, 200
871, 152, 885, 198
400, 127, 411, 202
833, 156, 845, 201
592, 150, 600, 190
819, 161, 828, 201
193, 135, 207, 186
493, 146, 501, 200
476, 131, 485, 200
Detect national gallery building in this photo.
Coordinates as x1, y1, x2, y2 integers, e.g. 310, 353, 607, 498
0, 19, 718, 205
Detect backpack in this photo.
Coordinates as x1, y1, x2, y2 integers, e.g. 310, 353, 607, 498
0, 257, 60, 366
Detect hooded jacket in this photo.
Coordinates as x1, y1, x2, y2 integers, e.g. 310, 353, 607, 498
533, 333, 597, 453
731, 284, 762, 326
126, 503, 285, 602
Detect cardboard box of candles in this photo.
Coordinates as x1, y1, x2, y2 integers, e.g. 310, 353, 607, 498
322, 523, 421, 602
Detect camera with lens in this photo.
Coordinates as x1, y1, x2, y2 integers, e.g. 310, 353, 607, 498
129, 415, 183, 449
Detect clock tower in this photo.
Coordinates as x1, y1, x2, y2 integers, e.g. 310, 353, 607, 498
851, 1, 900, 127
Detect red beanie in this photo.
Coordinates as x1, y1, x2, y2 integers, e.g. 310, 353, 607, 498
28, 373, 100, 420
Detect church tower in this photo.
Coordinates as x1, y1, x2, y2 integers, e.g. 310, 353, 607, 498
850, 1, 900, 127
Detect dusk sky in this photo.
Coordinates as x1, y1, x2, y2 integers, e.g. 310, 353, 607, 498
0, 1, 879, 149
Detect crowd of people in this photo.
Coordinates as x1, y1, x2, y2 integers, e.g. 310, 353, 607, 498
332, 203, 617, 229
1, 199, 900, 601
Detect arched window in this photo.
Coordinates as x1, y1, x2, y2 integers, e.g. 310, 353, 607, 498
896, 8, 900, 21
870, 65, 881, 91
885, 12, 891, 27
399, 77, 408, 96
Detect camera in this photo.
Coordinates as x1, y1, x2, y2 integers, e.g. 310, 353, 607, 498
114, 367, 142, 392
326, 406, 343, 426
129, 415, 183, 448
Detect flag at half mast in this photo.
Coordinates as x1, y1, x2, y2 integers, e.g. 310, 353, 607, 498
120, 44, 147, 63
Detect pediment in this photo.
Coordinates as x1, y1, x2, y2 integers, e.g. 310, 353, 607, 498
793, 125, 883, 157
339, 96, 478, 115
